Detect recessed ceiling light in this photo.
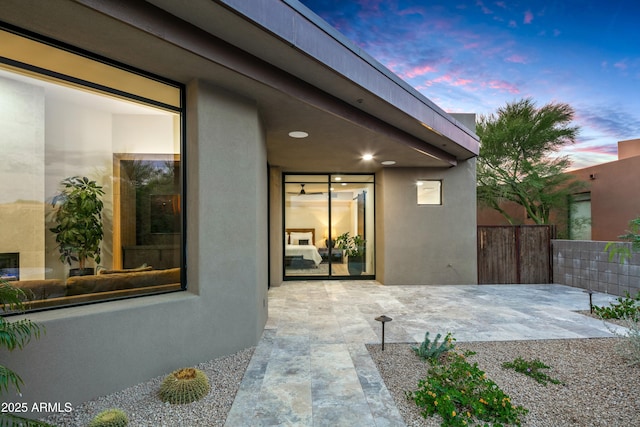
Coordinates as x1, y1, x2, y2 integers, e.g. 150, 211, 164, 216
288, 131, 308, 138
334, 176, 342, 181
362, 154, 374, 160
416, 181, 424, 186
381, 160, 396, 165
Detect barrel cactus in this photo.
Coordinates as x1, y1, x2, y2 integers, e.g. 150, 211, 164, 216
88, 408, 128, 427
158, 367, 210, 404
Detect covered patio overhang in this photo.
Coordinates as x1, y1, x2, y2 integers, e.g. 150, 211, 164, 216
0, 0, 478, 173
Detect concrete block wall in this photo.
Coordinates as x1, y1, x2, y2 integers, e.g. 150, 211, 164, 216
553, 240, 640, 297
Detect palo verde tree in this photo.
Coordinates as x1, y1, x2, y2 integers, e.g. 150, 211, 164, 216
476, 98, 583, 225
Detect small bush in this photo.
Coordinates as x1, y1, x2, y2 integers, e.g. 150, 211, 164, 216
407, 350, 528, 426
607, 314, 640, 366
88, 408, 128, 427
592, 291, 640, 321
412, 331, 456, 361
502, 357, 561, 385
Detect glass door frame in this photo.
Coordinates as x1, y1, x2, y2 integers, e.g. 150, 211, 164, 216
282, 173, 375, 281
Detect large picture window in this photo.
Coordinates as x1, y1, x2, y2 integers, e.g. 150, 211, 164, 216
0, 28, 184, 310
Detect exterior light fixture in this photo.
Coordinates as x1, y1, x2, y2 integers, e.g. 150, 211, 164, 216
288, 131, 308, 138
586, 289, 594, 313
375, 315, 392, 350
362, 154, 374, 161
381, 160, 396, 166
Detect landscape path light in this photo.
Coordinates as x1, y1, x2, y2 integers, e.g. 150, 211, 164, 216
585, 289, 594, 313
375, 315, 392, 351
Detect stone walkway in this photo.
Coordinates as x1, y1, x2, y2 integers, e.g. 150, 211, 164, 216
225, 281, 621, 426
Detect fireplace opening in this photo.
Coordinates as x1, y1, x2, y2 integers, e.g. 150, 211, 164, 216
0, 252, 19, 280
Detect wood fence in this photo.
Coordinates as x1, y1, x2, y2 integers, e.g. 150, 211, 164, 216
477, 225, 554, 284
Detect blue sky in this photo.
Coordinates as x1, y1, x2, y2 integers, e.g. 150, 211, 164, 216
298, 0, 640, 169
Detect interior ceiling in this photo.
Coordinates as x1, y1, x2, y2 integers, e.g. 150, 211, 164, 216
0, 0, 474, 173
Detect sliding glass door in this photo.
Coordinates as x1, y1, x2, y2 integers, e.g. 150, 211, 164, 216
283, 174, 374, 279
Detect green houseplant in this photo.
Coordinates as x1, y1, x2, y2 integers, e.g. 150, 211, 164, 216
335, 232, 366, 275
50, 176, 104, 276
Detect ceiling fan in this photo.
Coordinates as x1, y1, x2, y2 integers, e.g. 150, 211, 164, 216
287, 184, 324, 196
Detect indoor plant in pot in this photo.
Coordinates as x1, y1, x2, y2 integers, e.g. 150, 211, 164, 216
50, 176, 104, 276
335, 232, 366, 275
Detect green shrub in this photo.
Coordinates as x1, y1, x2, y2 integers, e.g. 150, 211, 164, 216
1, 280, 44, 396
88, 408, 128, 427
501, 357, 561, 385
592, 291, 640, 321
407, 350, 528, 426
0, 413, 56, 427
605, 216, 640, 263
158, 367, 210, 404
412, 331, 456, 361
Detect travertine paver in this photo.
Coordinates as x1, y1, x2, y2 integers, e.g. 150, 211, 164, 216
225, 281, 620, 427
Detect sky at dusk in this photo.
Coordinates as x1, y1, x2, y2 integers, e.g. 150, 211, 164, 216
298, 0, 640, 169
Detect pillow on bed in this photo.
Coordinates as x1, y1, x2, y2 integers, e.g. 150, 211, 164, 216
285, 232, 289, 245
290, 232, 313, 245
298, 239, 309, 245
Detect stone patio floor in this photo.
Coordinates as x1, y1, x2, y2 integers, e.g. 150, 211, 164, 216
225, 281, 622, 427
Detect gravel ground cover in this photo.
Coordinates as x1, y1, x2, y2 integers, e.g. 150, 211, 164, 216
40, 322, 638, 426
42, 347, 254, 427
368, 337, 640, 427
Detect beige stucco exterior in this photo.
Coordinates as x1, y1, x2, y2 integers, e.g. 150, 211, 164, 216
4, 80, 269, 407
377, 161, 478, 285
0, 0, 479, 412
567, 139, 640, 241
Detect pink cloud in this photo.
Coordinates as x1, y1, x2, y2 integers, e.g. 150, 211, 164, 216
614, 60, 628, 71
424, 74, 474, 88
476, 0, 493, 14
506, 54, 527, 64
508, 20, 517, 28
486, 80, 520, 94
451, 78, 473, 87
404, 64, 437, 78
434, 75, 453, 83
495, 2, 507, 8
397, 6, 425, 17
524, 10, 534, 24
572, 145, 618, 155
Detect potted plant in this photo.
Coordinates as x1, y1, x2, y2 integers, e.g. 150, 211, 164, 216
335, 232, 366, 275
50, 176, 104, 276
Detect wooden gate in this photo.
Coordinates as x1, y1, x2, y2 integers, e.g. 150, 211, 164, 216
477, 225, 554, 284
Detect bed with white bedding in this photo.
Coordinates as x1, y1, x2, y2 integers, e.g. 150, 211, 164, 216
285, 228, 323, 268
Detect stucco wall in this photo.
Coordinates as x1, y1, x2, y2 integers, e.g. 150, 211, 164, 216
569, 154, 640, 241
269, 167, 284, 287
377, 160, 478, 285
4, 80, 268, 412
